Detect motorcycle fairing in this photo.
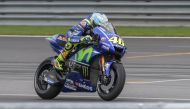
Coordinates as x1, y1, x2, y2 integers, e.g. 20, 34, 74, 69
62, 72, 96, 92
69, 46, 101, 64
93, 27, 116, 54
46, 34, 65, 54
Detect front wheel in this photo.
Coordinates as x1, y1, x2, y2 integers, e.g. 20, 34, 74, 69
34, 57, 61, 99
97, 63, 126, 101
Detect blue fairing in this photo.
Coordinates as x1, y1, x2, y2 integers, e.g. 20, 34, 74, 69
62, 72, 96, 92
46, 34, 65, 54
93, 27, 116, 54
69, 46, 101, 65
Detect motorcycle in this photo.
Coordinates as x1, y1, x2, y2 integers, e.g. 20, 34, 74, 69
34, 22, 127, 101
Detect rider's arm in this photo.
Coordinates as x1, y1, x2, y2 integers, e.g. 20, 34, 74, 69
66, 18, 92, 43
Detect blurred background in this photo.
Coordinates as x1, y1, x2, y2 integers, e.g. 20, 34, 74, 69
0, 0, 190, 26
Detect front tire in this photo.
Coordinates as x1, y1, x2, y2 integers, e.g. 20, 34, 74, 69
34, 57, 61, 99
97, 63, 126, 101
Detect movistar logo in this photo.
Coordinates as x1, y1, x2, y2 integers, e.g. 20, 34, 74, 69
76, 47, 93, 63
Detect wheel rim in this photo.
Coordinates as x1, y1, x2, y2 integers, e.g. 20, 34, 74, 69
36, 64, 52, 91
98, 69, 117, 94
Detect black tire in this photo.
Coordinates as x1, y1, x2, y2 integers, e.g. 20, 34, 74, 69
34, 57, 61, 99
97, 63, 126, 101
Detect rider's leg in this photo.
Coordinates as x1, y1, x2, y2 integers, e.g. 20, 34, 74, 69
54, 42, 77, 70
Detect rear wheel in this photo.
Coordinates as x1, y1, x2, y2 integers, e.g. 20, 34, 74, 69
97, 63, 126, 101
34, 57, 61, 99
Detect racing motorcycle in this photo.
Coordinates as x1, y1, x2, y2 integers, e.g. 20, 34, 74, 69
34, 22, 127, 101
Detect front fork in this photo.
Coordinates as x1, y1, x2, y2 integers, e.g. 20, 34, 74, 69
100, 55, 114, 84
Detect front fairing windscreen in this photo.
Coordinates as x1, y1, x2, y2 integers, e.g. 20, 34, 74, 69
100, 22, 116, 34
93, 22, 118, 39
93, 26, 117, 53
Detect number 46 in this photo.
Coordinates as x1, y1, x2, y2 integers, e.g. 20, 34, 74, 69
109, 37, 125, 46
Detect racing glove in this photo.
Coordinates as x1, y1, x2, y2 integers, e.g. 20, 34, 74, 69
80, 35, 93, 44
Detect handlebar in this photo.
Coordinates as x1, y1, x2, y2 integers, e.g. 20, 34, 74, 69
81, 34, 100, 45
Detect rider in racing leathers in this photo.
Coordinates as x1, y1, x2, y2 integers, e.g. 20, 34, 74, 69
54, 13, 108, 70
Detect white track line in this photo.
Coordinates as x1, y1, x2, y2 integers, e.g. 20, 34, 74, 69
0, 94, 190, 101
123, 96, 190, 101
127, 74, 190, 77
126, 52, 190, 59
127, 79, 190, 84
0, 94, 36, 97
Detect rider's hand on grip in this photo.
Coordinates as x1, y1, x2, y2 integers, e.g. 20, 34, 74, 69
80, 35, 92, 44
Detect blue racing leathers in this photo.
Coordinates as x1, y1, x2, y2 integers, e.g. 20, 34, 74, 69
54, 15, 94, 70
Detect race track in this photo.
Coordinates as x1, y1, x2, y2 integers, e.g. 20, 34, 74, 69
0, 37, 190, 102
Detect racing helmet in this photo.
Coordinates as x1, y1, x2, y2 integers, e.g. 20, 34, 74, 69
91, 13, 108, 26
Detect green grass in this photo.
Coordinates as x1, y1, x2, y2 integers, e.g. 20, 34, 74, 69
117, 27, 190, 37
0, 26, 190, 37
0, 26, 71, 36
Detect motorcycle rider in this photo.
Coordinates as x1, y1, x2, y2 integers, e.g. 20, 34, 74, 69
54, 13, 108, 70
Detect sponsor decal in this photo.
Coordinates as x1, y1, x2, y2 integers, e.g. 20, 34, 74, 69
81, 66, 89, 78
69, 61, 76, 68
105, 63, 110, 69
68, 60, 89, 78
80, 20, 87, 27
64, 79, 76, 91
102, 45, 109, 51
102, 42, 110, 47
70, 38, 80, 43
101, 37, 106, 41
76, 47, 93, 63
75, 82, 93, 91
58, 36, 67, 41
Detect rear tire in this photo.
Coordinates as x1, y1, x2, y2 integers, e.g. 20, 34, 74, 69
34, 57, 61, 99
97, 63, 126, 101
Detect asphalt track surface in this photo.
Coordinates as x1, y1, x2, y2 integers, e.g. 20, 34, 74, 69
0, 37, 190, 102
